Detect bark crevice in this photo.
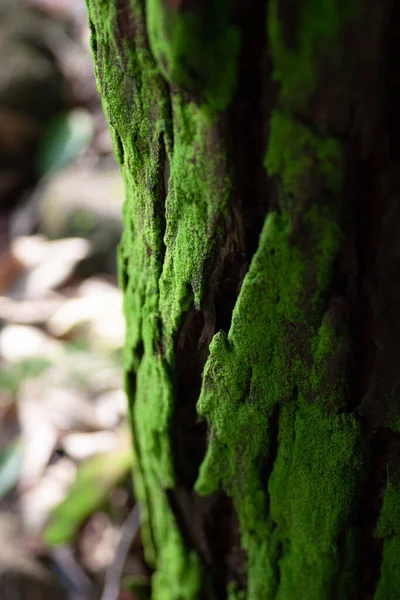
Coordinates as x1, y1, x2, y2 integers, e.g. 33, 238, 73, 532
168, 0, 272, 595
338, 0, 400, 590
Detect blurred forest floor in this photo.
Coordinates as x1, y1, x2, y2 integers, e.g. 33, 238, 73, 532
0, 1, 149, 598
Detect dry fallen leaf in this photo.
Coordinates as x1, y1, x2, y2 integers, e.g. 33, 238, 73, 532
95, 389, 127, 429
9, 236, 92, 300
19, 458, 77, 535
16, 371, 102, 492
17, 381, 58, 487
79, 512, 120, 573
48, 277, 125, 350
0, 296, 66, 325
0, 324, 63, 363
12, 236, 91, 269
62, 430, 119, 461
0, 249, 23, 294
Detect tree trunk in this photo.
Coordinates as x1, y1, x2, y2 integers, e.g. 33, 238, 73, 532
86, 1, 400, 598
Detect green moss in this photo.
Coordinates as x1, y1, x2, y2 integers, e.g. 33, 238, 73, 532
265, 111, 343, 203
88, 0, 365, 597
146, 0, 240, 114
268, 0, 360, 109
193, 2, 361, 596
310, 314, 347, 410
86, 1, 199, 596
227, 581, 246, 600
159, 97, 231, 343
195, 207, 359, 597
374, 539, 400, 600
375, 479, 400, 539
268, 402, 359, 599
331, 528, 358, 599
86, 0, 234, 597
375, 481, 400, 599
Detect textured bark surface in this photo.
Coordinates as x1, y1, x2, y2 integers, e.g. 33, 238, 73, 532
86, 0, 400, 598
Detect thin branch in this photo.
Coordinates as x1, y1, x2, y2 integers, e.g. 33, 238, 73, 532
100, 504, 140, 600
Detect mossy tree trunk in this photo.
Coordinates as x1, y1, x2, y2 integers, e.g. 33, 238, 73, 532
86, 0, 400, 598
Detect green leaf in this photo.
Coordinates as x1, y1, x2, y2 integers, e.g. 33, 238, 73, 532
0, 358, 51, 395
44, 445, 132, 547
0, 440, 23, 500
37, 109, 94, 177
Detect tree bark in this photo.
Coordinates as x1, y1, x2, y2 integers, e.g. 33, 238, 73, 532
86, 0, 400, 598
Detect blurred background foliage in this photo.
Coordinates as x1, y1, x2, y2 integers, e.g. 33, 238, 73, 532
0, 1, 148, 598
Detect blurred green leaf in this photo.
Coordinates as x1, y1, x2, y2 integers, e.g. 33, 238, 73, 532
37, 109, 94, 177
0, 357, 51, 395
19, 357, 52, 377
44, 445, 132, 547
0, 440, 23, 500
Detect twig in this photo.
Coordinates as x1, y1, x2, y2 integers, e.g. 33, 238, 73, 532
100, 504, 140, 600
51, 545, 97, 600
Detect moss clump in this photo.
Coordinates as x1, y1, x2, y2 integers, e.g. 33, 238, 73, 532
146, 0, 240, 114
268, 0, 360, 109
266, 111, 343, 202
195, 208, 359, 598
227, 581, 247, 600
268, 402, 359, 598
334, 529, 358, 599
86, 0, 201, 596
374, 481, 400, 599
86, 0, 235, 596
310, 314, 348, 410
194, 1, 363, 597
374, 539, 400, 600
376, 480, 400, 539
159, 96, 231, 345
195, 106, 352, 595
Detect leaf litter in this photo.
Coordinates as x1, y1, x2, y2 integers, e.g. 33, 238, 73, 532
0, 1, 149, 597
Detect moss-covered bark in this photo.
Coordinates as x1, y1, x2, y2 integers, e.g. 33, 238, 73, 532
87, 0, 400, 598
